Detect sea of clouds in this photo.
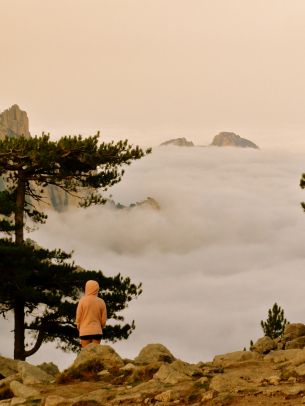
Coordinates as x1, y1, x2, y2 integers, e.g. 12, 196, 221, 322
1, 145, 305, 369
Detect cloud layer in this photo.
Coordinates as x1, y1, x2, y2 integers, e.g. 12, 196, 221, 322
1, 146, 305, 368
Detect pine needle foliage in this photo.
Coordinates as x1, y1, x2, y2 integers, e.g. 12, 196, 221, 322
0, 133, 150, 360
260, 303, 288, 339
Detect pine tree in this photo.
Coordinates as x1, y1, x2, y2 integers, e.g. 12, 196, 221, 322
260, 303, 288, 339
0, 133, 150, 360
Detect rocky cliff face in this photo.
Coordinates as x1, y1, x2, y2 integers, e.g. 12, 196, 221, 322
0, 105, 31, 140
210, 132, 259, 149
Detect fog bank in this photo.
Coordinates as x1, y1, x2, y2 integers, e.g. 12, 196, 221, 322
1, 146, 305, 368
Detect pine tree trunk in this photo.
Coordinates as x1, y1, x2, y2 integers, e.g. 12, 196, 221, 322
14, 177, 26, 359
14, 298, 25, 360
15, 178, 25, 244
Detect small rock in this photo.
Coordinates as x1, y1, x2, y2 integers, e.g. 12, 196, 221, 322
288, 376, 297, 384
202, 390, 216, 402
120, 363, 136, 371
268, 375, 280, 385
196, 376, 209, 385
155, 390, 173, 402
97, 370, 110, 377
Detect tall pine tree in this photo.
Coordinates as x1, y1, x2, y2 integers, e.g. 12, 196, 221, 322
0, 133, 150, 360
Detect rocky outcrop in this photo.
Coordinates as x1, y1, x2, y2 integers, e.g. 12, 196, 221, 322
160, 137, 194, 147
210, 132, 259, 149
4, 340, 305, 405
0, 105, 31, 140
134, 343, 175, 365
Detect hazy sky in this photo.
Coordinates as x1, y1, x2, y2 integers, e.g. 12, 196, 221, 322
1, 0, 305, 148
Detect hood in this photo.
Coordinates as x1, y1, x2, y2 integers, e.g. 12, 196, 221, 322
85, 280, 99, 296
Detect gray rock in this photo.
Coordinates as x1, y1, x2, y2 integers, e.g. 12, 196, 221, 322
10, 380, 40, 398
72, 344, 124, 370
210, 132, 259, 149
17, 361, 54, 385
283, 323, 305, 341
134, 344, 175, 365
252, 336, 276, 354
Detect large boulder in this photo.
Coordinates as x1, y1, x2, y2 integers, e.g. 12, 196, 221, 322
134, 344, 175, 365
72, 344, 124, 370
153, 360, 201, 384
213, 351, 262, 367
286, 337, 305, 350
10, 380, 40, 398
17, 361, 54, 385
0, 356, 19, 378
283, 323, 305, 341
252, 336, 276, 354
264, 349, 302, 364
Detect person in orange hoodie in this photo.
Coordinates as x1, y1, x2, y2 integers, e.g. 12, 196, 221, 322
76, 280, 107, 348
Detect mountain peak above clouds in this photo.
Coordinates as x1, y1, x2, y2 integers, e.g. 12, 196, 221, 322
160, 137, 194, 147
210, 132, 259, 149
0, 104, 31, 140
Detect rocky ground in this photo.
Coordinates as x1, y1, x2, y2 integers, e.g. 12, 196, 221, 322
3, 324, 305, 405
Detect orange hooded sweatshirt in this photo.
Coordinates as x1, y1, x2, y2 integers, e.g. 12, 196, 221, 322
76, 280, 107, 336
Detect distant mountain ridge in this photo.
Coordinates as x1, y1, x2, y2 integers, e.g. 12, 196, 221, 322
160, 132, 259, 149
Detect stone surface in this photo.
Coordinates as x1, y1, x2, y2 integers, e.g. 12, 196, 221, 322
253, 336, 276, 354
0, 356, 19, 378
0, 373, 21, 388
283, 323, 305, 341
71, 344, 124, 370
213, 350, 262, 366
17, 361, 54, 385
153, 360, 201, 384
210, 132, 259, 148
0, 105, 31, 139
134, 344, 175, 365
285, 336, 305, 350
44, 395, 73, 406
10, 380, 40, 398
160, 137, 194, 147
264, 349, 302, 363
